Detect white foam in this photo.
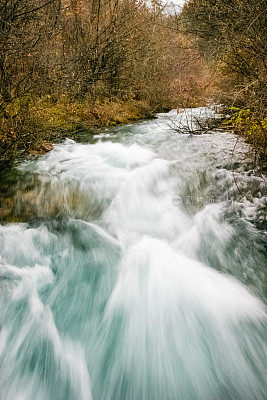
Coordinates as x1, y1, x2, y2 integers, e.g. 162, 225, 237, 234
106, 236, 265, 322
104, 158, 188, 242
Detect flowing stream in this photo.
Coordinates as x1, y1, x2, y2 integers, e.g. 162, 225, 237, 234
0, 107, 266, 400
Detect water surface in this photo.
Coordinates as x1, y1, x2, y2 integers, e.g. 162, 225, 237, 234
0, 107, 266, 400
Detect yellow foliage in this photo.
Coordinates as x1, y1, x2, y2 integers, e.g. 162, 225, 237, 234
224, 108, 266, 153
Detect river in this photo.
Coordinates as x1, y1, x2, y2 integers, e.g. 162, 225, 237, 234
0, 107, 266, 400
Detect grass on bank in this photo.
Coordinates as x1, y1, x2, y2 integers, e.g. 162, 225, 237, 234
0, 96, 154, 160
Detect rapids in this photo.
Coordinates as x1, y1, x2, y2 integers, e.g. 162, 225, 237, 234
0, 107, 266, 400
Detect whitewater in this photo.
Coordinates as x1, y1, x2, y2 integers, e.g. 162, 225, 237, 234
0, 107, 266, 400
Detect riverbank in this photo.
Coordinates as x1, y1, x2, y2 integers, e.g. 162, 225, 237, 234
0, 97, 155, 162
1, 99, 265, 174
223, 107, 266, 151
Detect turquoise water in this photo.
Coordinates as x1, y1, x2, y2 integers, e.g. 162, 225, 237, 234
0, 108, 266, 399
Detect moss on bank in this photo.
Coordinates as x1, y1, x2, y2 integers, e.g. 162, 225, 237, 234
0, 97, 154, 161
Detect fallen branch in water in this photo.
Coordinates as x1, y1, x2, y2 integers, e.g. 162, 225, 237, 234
161, 108, 225, 135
